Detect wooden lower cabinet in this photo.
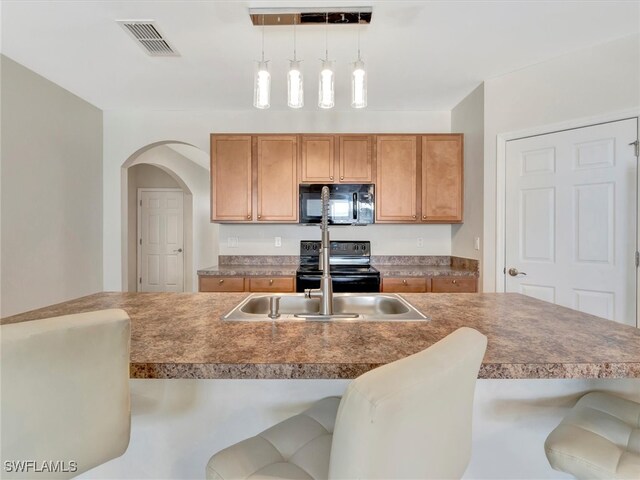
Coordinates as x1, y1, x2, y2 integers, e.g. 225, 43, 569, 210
248, 277, 295, 292
382, 276, 477, 293
431, 277, 477, 293
382, 277, 430, 293
199, 275, 295, 293
199, 276, 245, 292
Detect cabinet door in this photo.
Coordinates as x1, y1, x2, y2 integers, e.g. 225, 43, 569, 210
300, 135, 335, 183
257, 136, 298, 222
339, 135, 372, 182
382, 277, 428, 293
431, 276, 476, 293
199, 276, 245, 292
375, 135, 419, 222
211, 135, 252, 221
248, 277, 295, 292
421, 135, 463, 222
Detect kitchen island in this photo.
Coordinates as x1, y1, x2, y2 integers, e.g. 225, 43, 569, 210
4, 291, 639, 380
4, 291, 639, 480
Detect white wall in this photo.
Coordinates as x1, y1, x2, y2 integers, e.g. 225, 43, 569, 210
1, 56, 103, 316
104, 110, 450, 289
219, 224, 452, 257
482, 34, 640, 292
451, 84, 484, 288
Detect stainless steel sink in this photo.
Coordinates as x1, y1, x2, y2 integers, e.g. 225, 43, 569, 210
223, 293, 429, 321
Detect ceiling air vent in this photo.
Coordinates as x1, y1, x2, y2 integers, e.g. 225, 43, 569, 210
117, 20, 179, 57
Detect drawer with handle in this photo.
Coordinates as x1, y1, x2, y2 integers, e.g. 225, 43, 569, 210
431, 277, 477, 293
382, 277, 429, 293
199, 276, 245, 292
248, 277, 295, 292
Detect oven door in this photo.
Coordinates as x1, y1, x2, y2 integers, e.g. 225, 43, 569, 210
296, 275, 381, 293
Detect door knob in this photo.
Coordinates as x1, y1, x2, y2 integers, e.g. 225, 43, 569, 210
173, 248, 183, 253
508, 268, 527, 277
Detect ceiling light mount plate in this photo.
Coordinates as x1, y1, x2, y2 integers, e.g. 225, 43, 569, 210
249, 7, 372, 26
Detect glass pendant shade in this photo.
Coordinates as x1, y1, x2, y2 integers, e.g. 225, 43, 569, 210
318, 60, 335, 109
288, 60, 304, 108
351, 59, 367, 108
254, 60, 271, 109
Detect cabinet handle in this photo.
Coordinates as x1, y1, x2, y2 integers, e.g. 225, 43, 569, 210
247, 214, 251, 219
330, 176, 334, 180
269, 279, 273, 285
422, 215, 426, 220
258, 215, 261, 219
402, 279, 408, 285
452, 279, 457, 285
340, 176, 344, 180
412, 215, 416, 219
218, 279, 224, 284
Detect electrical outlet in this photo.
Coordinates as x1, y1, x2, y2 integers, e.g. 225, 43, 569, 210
474, 237, 480, 251
417, 237, 424, 248
274, 236, 282, 247
227, 236, 239, 248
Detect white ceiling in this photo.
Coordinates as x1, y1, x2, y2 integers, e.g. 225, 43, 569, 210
1, 1, 638, 111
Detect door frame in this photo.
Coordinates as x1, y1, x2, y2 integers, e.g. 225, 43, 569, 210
136, 187, 185, 293
495, 109, 640, 326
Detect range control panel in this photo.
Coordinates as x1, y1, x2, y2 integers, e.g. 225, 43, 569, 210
300, 240, 371, 257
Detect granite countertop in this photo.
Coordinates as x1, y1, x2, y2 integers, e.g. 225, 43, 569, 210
196, 265, 477, 278
375, 265, 478, 278
3, 292, 639, 380
197, 265, 299, 276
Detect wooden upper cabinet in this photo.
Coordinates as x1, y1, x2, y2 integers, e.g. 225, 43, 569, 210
421, 135, 463, 223
375, 135, 419, 222
338, 135, 373, 182
256, 136, 298, 222
211, 135, 252, 221
300, 135, 335, 183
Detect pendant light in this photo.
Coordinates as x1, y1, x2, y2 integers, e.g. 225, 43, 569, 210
351, 12, 367, 108
318, 12, 334, 109
254, 15, 270, 109
287, 16, 303, 108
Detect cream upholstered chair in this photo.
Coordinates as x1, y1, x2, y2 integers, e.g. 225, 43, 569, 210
1, 309, 131, 479
206, 327, 488, 480
545, 391, 640, 480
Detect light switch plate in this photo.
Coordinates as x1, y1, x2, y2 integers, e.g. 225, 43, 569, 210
474, 237, 480, 251
227, 236, 239, 248
274, 236, 282, 247
417, 237, 424, 248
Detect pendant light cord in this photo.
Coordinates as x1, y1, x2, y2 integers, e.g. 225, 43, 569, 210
261, 14, 265, 62
293, 15, 297, 61
324, 12, 328, 61
357, 11, 361, 61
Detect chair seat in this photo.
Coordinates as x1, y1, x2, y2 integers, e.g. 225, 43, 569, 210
207, 397, 340, 480
545, 392, 640, 480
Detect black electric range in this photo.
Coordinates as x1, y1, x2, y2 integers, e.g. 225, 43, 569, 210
296, 240, 381, 293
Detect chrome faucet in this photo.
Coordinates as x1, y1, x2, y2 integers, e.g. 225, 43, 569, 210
304, 186, 333, 315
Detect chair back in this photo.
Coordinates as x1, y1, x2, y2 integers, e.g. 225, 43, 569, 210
329, 327, 487, 480
1, 309, 131, 479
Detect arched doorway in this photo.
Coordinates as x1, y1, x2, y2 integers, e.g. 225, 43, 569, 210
121, 142, 216, 292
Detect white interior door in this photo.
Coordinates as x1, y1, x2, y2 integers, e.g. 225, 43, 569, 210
505, 119, 638, 326
138, 189, 184, 292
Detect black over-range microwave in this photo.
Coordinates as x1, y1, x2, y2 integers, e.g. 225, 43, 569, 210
299, 184, 374, 225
